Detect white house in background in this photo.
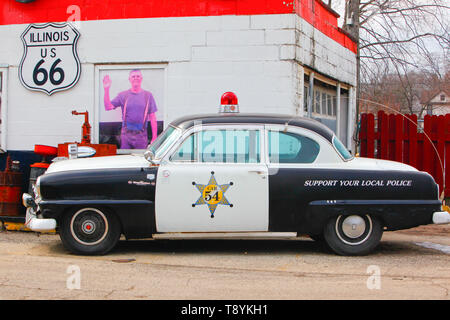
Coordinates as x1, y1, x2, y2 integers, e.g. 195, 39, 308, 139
424, 90, 450, 116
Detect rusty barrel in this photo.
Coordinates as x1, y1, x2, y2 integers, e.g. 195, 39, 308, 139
0, 170, 23, 216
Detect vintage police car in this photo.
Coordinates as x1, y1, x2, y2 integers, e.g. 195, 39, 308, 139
23, 94, 450, 256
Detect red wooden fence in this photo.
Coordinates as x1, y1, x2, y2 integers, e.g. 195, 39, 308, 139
359, 111, 450, 198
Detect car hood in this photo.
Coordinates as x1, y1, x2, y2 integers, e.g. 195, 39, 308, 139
45, 155, 418, 174
45, 154, 151, 174
347, 157, 418, 172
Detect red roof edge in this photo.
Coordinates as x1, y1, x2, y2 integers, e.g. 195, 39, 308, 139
317, 0, 340, 18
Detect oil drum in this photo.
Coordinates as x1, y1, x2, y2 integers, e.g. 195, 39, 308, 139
0, 170, 22, 216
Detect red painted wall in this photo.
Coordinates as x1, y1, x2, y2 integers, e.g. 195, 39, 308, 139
0, 0, 356, 53
0, 0, 294, 24
297, 0, 357, 52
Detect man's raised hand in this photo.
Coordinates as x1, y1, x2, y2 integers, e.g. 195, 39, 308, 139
103, 75, 112, 90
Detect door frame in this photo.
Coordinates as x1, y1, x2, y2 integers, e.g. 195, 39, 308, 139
155, 123, 269, 232
0, 66, 8, 150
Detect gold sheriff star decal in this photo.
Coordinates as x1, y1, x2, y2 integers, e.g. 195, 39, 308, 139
192, 171, 233, 218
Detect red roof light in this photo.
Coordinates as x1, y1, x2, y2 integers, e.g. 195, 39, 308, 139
220, 92, 238, 106
219, 92, 239, 113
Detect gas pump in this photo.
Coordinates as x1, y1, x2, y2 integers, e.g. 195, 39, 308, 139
57, 110, 117, 158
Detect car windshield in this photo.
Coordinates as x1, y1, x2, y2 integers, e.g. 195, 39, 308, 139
147, 125, 182, 159
332, 136, 353, 160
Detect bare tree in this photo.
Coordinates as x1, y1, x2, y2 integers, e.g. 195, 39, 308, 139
345, 0, 449, 83
340, 0, 449, 150
360, 64, 448, 118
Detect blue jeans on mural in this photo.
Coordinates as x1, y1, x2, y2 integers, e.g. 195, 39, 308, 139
120, 127, 148, 149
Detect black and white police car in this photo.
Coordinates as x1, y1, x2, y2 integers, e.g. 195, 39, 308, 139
23, 92, 450, 256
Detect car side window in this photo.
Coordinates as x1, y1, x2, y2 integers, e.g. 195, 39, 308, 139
171, 129, 260, 163
170, 133, 198, 162
268, 130, 320, 163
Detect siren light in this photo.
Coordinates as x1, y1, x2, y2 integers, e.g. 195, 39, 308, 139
219, 92, 239, 113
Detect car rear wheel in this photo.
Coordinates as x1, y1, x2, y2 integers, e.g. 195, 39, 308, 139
323, 214, 383, 256
59, 207, 121, 255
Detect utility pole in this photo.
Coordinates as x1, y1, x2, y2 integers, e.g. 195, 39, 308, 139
343, 0, 360, 153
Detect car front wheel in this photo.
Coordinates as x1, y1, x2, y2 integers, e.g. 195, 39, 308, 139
59, 207, 121, 255
323, 214, 383, 256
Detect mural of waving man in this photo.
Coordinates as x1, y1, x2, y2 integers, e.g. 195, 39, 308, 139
103, 69, 158, 149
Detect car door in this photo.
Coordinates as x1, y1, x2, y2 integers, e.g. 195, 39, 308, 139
155, 125, 268, 232
265, 124, 325, 232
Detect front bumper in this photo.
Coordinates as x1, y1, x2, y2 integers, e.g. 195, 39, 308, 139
22, 193, 56, 232
432, 211, 450, 224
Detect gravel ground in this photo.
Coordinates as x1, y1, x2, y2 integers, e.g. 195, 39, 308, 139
0, 224, 448, 300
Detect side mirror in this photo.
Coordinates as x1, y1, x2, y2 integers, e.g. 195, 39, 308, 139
144, 149, 155, 163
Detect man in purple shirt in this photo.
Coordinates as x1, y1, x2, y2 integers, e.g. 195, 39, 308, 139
103, 69, 158, 149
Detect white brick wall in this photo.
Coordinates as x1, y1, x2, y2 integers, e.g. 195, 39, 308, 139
0, 13, 356, 151
265, 29, 296, 45
295, 16, 357, 86
192, 45, 279, 61
206, 30, 265, 46
5, 64, 96, 149
250, 14, 296, 29
280, 45, 296, 60
294, 62, 305, 115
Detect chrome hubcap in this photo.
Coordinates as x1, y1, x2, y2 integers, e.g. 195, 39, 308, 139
335, 214, 373, 246
81, 220, 96, 234
341, 215, 366, 239
70, 208, 109, 246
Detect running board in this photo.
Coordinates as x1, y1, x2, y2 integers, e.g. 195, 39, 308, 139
152, 232, 298, 240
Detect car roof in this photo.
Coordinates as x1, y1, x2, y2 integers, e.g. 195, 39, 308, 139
170, 113, 335, 142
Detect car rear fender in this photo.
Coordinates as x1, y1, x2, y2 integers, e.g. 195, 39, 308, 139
303, 199, 441, 234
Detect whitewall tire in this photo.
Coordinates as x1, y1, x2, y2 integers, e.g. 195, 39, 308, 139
59, 207, 121, 255
323, 214, 383, 256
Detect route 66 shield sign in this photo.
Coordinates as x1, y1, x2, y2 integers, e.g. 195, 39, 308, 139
19, 23, 81, 95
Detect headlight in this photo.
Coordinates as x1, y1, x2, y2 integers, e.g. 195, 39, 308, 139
22, 193, 36, 209
34, 176, 41, 199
